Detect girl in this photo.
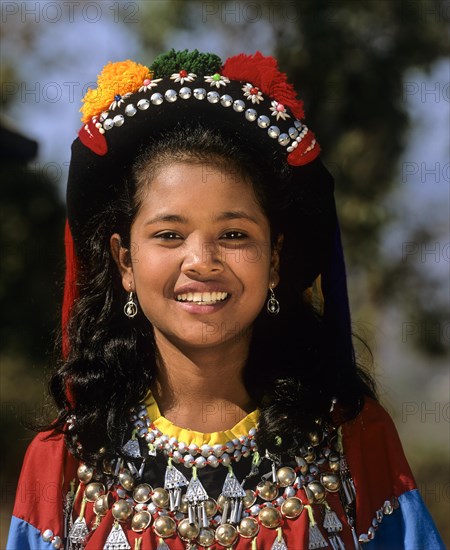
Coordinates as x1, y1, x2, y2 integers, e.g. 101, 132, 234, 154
7, 50, 444, 550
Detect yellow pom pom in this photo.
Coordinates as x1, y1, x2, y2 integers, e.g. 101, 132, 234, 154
80, 60, 151, 122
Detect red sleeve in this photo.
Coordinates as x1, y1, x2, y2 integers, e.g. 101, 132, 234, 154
342, 397, 417, 535
12, 430, 78, 538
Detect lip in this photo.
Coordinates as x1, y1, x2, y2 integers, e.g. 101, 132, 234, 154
174, 299, 230, 315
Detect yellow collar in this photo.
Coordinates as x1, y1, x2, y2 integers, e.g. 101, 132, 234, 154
144, 392, 259, 447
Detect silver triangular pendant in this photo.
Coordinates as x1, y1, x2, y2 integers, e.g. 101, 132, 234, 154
222, 473, 246, 498
156, 541, 170, 550
122, 438, 141, 458
103, 522, 131, 550
164, 465, 189, 489
323, 508, 343, 533
69, 517, 89, 546
309, 524, 328, 549
271, 535, 288, 550
186, 477, 208, 503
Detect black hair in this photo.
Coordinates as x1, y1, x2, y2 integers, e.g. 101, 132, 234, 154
46, 123, 376, 464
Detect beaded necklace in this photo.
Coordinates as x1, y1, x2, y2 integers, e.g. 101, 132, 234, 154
67, 402, 364, 550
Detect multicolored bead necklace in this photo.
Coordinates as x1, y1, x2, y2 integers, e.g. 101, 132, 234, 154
65, 402, 396, 549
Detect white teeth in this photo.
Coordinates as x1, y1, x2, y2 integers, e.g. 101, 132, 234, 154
176, 291, 229, 304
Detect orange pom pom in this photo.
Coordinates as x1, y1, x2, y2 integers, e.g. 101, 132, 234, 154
80, 60, 151, 122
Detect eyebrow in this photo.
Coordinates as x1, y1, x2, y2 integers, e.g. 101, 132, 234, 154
144, 211, 260, 226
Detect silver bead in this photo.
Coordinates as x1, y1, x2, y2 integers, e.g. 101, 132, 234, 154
257, 115, 270, 128
164, 89, 177, 102
137, 99, 150, 110
220, 94, 233, 107
241, 445, 250, 457
42, 529, 53, 542
284, 486, 296, 498
233, 99, 245, 112
224, 441, 234, 454
268, 126, 280, 138
150, 92, 163, 105
201, 444, 212, 457
278, 133, 290, 146
179, 86, 192, 99
145, 432, 154, 443
294, 119, 302, 128
250, 504, 260, 516
188, 443, 199, 456
52, 536, 62, 548
183, 454, 195, 467
207, 455, 219, 468
213, 444, 224, 457
288, 127, 299, 139
125, 104, 137, 116
233, 450, 242, 462
178, 442, 187, 453
193, 87, 206, 100
207, 91, 220, 103
113, 115, 124, 127
103, 118, 114, 130
368, 526, 376, 540
245, 108, 257, 122
195, 456, 207, 469
221, 453, 231, 467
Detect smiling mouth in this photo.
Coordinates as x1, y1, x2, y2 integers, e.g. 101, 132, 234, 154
175, 291, 229, 305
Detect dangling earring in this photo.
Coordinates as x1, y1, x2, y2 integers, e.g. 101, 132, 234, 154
266, 285, 280, 315
124, 288, 138, 318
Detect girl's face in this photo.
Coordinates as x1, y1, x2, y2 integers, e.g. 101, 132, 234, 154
112, 161, 280, 351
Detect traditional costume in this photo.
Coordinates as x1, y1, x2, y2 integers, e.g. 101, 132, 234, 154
7, 50, 444, 549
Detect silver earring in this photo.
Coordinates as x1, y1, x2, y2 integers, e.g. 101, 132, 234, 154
124, 291, 138, 318
267, 286, 280, 315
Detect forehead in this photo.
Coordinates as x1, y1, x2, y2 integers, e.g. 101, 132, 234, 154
135, 161, 265, 216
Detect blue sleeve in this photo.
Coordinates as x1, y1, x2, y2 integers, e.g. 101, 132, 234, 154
367, 489, 445, 550
7, 516, 55, 550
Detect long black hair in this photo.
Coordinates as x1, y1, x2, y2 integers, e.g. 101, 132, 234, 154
46, 123, 376, 465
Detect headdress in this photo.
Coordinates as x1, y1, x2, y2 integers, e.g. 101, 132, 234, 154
64, 49, 352, 362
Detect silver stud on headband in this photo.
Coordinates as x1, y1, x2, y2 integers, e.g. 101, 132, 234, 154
268, 126, 280, 139
220, 94, 233, 107
113, 115, 124, 127
164, 89, 177, 102
137, 99, 150, 110
125, 104, 137, 116
179, 87, 192, 99
150, 92, 163, 105
193, 88, 206, 100
257, 115, 270, 129
207, 91, 220, 103
245, 108, 257, 122
103, 118, 114, 130
233, 99, 245, 112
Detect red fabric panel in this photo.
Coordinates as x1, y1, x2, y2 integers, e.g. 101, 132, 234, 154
342, 398, 417, 536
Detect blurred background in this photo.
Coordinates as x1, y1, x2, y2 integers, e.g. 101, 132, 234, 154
1, 0, 449, 546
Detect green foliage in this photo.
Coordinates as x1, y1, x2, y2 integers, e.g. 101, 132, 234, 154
151, 49, 222, 77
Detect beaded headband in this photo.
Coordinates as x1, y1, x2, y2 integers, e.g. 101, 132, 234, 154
77, 50, 319, 165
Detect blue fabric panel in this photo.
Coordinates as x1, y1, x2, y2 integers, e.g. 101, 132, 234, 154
367, 489, 445, 550
6, 516, 54, 550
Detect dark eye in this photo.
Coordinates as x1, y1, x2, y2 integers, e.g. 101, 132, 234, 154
221, 231, 247, 240
155, 232, 182, 240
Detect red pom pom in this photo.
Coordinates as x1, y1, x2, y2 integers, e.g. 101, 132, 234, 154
222, 52, 305, 120
78, 119, 108, 156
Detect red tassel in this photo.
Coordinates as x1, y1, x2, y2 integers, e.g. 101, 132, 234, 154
78, 118, 108, 156
222, 52, 305, 120
62, 221, 78, 359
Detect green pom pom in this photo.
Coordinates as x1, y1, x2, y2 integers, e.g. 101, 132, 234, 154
151, 49, 222, 78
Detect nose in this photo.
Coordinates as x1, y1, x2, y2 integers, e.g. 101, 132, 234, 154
181, 237, 224, 278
